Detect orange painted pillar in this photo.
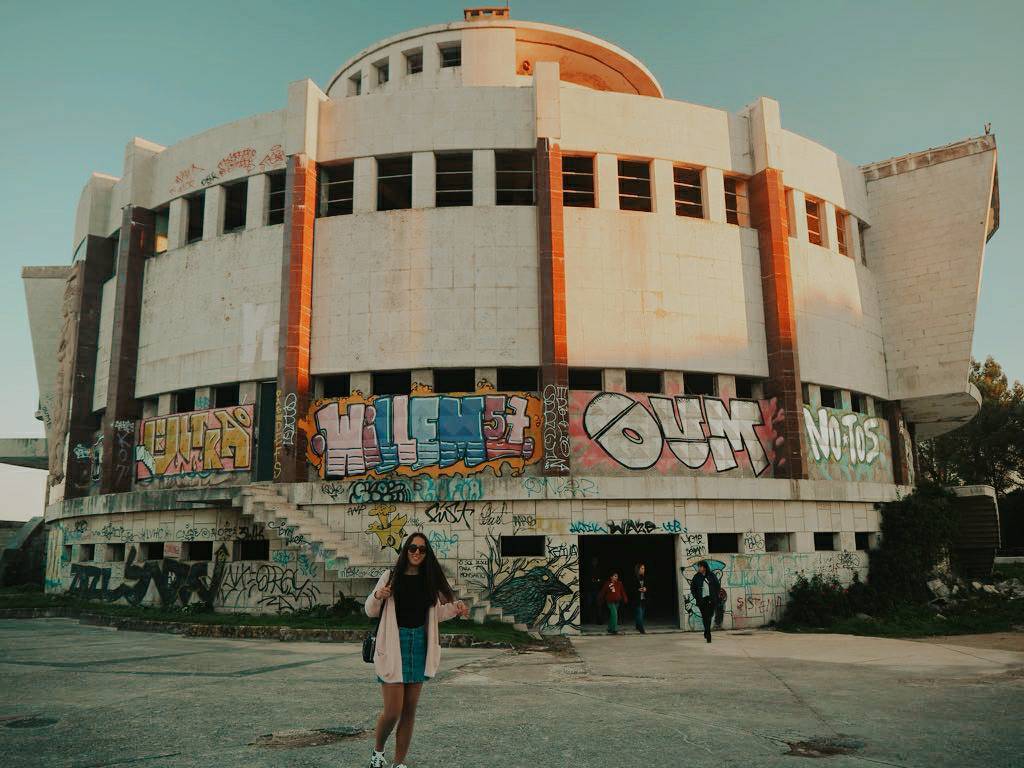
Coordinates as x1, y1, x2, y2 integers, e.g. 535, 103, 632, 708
274, 154, 316, 483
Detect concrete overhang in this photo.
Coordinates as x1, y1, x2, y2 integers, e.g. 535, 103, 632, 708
903, 383, 982, 440
0, 438, 48, 470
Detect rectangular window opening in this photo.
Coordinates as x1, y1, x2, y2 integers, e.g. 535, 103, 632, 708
562, 155, 595, 208
802, 383, 811, 406
806, 197, 823, 246
348, 72, 362, 96
103, 543, 123, 562
142, 542, 164, 561
267, 170, 286, 225
673, 165, 704, 219
626, 369, 662, 394
707, 533, 739, 554
724, 176, 750, 226
765, 533, 792, 553
63, 545, 73, 564
852, 393, 868, 414
836, 209, 849, 256
319, 162, 354, 217
214, 383, 239, 408
814, 532, 838, 552
500, 536, 545, 558
223, 180, 248, 233
235, 539, 269, 561
618, 159, 652, 212
819, 387, 839, 409
373, 370, 412, 396
377, 155, 413, 211
175, 389, 196, 413
185, 541, 214, 561
569, 368, 603, 391
79, 543, 95, 562
186, 192, 205, 243
684, 373, 717, 397
405, 48, 423, 75
855, 532, 871, 551
435, 152, 473, 207
153, 207, 169, 254
321, 374, 351, 399
374, 58, 389, 85
735, 376, 755, 399
495, 151, 535, 206
433, 368, 476, 393
497, 367, 538, 392
439, 42, 461, 68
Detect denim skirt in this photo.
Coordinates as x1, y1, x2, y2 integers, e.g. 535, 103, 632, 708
378, 625, 429, 684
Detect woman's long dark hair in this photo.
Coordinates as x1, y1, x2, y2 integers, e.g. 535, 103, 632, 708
390, 532, 455, 603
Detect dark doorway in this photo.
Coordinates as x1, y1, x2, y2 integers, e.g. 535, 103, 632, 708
579, 535, 679, 628
255, 381, 277, 481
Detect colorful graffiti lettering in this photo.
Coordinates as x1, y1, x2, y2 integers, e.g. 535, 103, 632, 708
258, 144, 285, 173
301, 393, 542, 479
365, 504, 408, 552
542, 384, 570, 474
217, 148, 257, 177
135, 405, 254, 481
572, 392, 782, 477
803, 406, 892, 482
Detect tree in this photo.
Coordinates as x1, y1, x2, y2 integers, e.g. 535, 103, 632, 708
919, 357, 1024, 497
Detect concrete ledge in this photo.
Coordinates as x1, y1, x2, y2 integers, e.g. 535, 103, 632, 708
0, 608, 503, 647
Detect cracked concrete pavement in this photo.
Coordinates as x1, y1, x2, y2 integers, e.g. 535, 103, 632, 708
0, 619, 1021, 767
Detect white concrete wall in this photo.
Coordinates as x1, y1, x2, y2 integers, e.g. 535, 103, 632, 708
781, 130, 870, 221
22, 267, 71, 424
864, 146, 996, 401
317, 86, 534, 160
135, 227, 282, 397
564, 209, 768, 375
91, 277, 117, 412
790, 239, 888, 397
72, 175, 118, 251
311, 207, 540, 372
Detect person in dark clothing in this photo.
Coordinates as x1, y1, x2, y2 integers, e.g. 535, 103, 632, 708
598, 571, 628, 634
714, 583, 728, 630
689, 560, 720, 643
633, 563, 649, 634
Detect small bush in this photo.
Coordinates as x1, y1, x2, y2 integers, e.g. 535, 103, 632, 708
781, 573, 855, 627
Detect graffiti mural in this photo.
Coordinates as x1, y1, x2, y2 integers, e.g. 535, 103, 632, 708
466, 534, 578, 631
66, 545, 229, 610
135, 405, 254, 482
571, 392, 784, 477
301, 392, 543, 480
802, 406, 892, 483
365, 504, 408, 552
217, 562, 320, 614
542, 384, 571, 474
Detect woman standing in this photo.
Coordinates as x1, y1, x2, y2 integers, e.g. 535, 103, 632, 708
632, 563, 649, 634
365, 533, 469, 768
689, 560, 720, 643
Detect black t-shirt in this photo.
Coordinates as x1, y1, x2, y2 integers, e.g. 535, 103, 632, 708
395, 572, 431, 628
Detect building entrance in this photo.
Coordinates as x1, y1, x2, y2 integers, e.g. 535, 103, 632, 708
578, 535, 679, 628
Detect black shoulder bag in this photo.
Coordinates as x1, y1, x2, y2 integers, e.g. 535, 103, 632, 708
363, 574, 391, 663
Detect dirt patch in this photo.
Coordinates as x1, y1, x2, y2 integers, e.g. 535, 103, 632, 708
915, 632, 1024, 653
785, 736, 864, 758
251, 726, 367, 749
3, 716, 59, 729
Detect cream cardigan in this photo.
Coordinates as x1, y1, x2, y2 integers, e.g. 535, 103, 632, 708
365, 571, 463, 684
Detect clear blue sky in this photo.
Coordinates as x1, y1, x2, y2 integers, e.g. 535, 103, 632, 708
0, 0, 1020, 518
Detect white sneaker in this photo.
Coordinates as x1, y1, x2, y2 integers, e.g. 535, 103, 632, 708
369, 750, 387, 768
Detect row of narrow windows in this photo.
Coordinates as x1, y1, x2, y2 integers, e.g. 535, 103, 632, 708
347, 41, 461, 95
71, 539, 269, 564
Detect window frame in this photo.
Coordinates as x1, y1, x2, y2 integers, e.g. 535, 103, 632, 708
376, 155, 413, 212
185, 192, 205, 244
374, 58, 390, 85
684, 373, 717, 397
625, 369, 663, 394
222, 179, 248, 234
433, 368, 476, 393
806, 196, 823, 246
724, 176, 750, 226
562, 154, 595, 208
318, 162, 354, 217
405, 48, 423, 75
266, 170, 286, 225
673, 164, 704, 219
439, 42, 462, 68
617, 158, 653, 212
836, 208, 850, 256
496, 367, 539, 392
494, 150, 535, 206
568, 367, 603, 391
435, 152, 473, 208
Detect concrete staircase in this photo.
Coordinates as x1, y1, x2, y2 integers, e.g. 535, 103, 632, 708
237, 484, 528, 632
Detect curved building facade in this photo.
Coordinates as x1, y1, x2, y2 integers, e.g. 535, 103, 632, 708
22, 8, 1000, 632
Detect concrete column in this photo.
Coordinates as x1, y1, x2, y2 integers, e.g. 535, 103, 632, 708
412, 368, 434, 390
886, 402, 913, 486
652, 159, 674, 216
157, 393, 173, 416
793, 531, 814, 553
663, 371, 684, 396
595, 154, 619, 210
141, 399, 158, 419
788, 188, 809, 242
350, 371, 371, 394
838, 531, 857, 551
806, 383, 821, 409
703, 167, 726, 223
167, 197, 188, 251
246, 173, 269, 230
604, 368, 626, 393
848, 215, 863, 263
99, 206, 154, 494
717, 374, 737, 401
274, 154, 316, 483
473, 150, 495, 206
411, 152, 435, 209
239, 381, 259, 408
353, 157, 376, 213
474, 367, 497, 390
839, 389, 853, 410
203, 185, 224, 240
822, 201, 838, 252
64, 237, 116, 498
194, 386, 213, 410
865, 395, 876, 417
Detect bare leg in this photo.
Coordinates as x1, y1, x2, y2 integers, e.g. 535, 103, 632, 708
393, 683, 424, 764
374, 683, 404, 752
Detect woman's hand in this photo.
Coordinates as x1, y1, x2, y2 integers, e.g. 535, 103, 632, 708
374, 584, 392, 600
455, 600, 469, 619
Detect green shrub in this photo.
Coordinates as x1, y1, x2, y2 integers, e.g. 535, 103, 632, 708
781, 573, 855, 627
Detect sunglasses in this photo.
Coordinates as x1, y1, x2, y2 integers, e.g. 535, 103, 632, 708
406, 544, 427, 554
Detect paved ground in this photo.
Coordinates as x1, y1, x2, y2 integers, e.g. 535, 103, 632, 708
1, 619, 1022, 768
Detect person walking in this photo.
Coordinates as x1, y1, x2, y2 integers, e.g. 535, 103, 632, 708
689, 560, 720, 643
365, 533, 469, 768
633, 563, 649, 634
598, 571, 628, 634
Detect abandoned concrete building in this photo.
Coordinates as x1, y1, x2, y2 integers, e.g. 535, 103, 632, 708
18, 8, 999, 632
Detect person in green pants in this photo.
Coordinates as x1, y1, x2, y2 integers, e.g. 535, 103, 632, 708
598, 571, 629, 634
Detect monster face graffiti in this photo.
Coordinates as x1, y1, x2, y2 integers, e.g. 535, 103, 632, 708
301, 392, 543, 479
